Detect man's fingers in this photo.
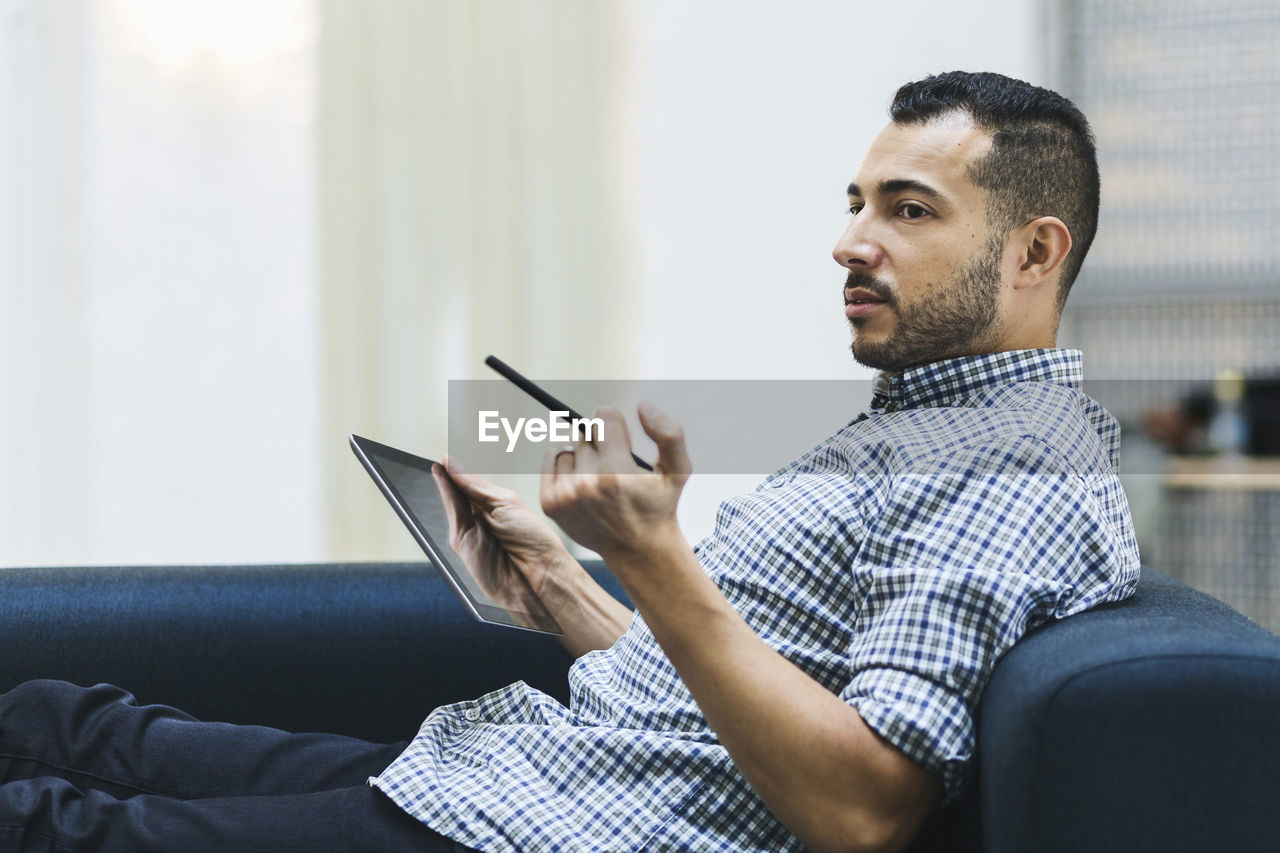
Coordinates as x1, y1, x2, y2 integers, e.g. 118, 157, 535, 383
433, 463, 474, 537
442, 454, 514, 513
540, 445, 581, 516
539, 449, 558, 509
637, 401, 692, 478
572, 439, 599, 475
591, 406, 635, 471
553, 445, 578, 476
540, 447, 558, 479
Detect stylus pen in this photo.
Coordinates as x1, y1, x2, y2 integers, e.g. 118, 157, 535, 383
484, 354, 655, 471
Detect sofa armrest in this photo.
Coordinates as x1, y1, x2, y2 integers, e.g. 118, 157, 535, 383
0, 562, 627, 743
975, 569, 1280, 853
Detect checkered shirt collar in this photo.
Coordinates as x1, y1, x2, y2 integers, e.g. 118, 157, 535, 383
869, 348, 1083, 413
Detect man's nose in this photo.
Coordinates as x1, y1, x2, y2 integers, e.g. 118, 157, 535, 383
832, 216, 884, 270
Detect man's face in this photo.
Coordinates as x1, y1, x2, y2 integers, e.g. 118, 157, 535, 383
833, 114, 1009, 372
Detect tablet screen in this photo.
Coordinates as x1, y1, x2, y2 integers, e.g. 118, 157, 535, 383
349, 434, 562, 635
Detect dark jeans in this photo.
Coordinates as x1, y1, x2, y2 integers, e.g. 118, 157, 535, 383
0, 680, 474, 852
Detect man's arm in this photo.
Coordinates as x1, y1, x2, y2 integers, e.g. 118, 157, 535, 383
435, 459, 633, 658
542, 405, 942, 853
538, 556, 635, 658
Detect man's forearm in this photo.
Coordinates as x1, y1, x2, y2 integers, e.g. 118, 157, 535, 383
604, 528, 941, 853
540, 557, 633, 658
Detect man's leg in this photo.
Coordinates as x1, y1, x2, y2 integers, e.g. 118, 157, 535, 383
0, 680, 406, 799
0, 681, 472, 851
0, 777, 467, 853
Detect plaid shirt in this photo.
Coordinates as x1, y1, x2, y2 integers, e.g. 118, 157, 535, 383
373, 348, 1140, 852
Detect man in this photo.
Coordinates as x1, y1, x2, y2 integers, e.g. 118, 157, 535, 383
0, 71, 1138, 852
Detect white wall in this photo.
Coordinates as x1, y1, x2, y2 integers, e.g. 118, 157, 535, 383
0, 0, 92, 565
81, 0, 320, 565
636, 0, 1041, 541
1, 0, 321, 567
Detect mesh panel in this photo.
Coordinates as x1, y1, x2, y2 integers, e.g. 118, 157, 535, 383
1064, 0, 1280, 285
1058, 0, 1280, 632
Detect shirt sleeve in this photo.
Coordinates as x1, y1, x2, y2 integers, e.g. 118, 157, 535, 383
840, 434, 1137, 800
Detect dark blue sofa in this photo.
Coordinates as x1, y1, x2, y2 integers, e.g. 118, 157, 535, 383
2, 562, 1278, 852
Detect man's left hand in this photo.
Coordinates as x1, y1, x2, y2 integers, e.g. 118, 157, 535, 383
539, 402, 691, 564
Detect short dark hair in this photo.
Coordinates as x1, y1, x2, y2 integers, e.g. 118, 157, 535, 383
890, 71, 1099, 308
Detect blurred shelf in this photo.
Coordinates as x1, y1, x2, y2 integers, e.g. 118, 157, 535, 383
1164, 456, 1280, 490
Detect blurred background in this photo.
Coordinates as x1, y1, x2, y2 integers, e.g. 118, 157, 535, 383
2, 1, 1277, 627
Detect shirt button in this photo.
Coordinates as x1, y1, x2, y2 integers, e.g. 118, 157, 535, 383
463, 708, 481, 722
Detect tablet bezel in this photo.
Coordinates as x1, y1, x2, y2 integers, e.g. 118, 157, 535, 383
349, 434, 563, 636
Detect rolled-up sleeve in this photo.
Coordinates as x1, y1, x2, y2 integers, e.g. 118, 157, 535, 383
841, 435, 1138, 798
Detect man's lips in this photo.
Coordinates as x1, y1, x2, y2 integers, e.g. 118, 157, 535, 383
844, 287, 888, 319
845, 301, 886, 319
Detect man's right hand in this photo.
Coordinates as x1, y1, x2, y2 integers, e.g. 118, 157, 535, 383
433, 456, 574, 609
433, 457, 633, 656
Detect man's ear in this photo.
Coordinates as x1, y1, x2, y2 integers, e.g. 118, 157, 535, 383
1011, 216, 1072, 291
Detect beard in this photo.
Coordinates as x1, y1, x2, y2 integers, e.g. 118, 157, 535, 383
847, 238, 1004, 372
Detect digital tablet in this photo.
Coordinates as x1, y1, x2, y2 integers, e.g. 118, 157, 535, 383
349, 434, 562, 636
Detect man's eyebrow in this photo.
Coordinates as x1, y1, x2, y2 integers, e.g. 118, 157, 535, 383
846, 178, 948, 204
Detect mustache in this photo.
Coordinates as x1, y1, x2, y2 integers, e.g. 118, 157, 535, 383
843, 271, 896, 307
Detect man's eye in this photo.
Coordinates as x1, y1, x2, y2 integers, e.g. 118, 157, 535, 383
899, 203, 929, 220
847, 203, 864, 216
